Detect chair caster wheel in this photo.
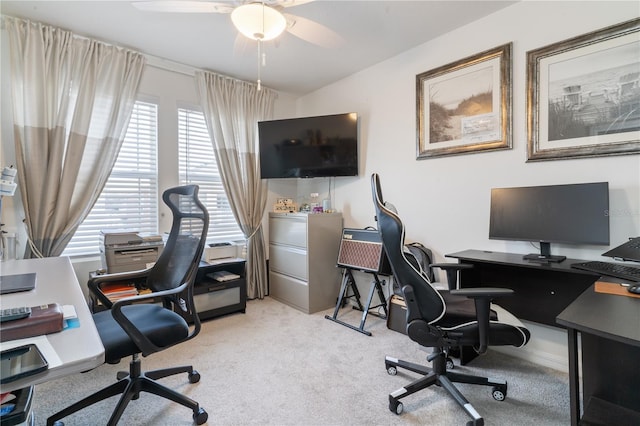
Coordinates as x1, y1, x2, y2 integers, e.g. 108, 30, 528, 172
189, 370, 201, 383
466, 419, 484, 426
193, 407, 208, 425
492, 384, 507, 401
445, 357, 455, 370
389, 398, 403, 415
386, 364, 397, 375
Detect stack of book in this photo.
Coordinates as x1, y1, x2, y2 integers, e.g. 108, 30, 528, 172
100, 282, 138, 302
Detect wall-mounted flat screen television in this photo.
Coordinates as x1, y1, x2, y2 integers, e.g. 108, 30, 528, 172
258, 112, 358, 179
489, 182, 610, 262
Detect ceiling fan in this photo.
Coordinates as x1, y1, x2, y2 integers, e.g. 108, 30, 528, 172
132, 0, 342, 48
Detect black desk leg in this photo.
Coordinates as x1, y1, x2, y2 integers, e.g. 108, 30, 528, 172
567, 327, 580, 426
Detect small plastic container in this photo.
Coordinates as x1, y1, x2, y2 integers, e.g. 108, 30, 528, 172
0, 386, 34, 426
3, 233, 16, 261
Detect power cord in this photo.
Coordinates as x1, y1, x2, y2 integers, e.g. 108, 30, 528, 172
23, 219, 44, 258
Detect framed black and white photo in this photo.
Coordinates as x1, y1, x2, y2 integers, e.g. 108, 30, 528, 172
416, 43, 512, 159
527, 18, 640, 161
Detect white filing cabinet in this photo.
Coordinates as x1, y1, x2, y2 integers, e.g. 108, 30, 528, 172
268, 212, 343, 313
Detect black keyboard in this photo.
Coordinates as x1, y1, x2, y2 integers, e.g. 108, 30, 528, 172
571, 260, 640, 282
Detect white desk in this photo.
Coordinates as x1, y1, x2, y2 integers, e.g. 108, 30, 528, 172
0, 257, 104, 392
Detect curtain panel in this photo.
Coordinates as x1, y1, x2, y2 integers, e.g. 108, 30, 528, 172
195, 71, 276, 299
6, 17, 145, 257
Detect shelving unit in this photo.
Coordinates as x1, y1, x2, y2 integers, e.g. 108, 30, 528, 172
191, 259, 246, 322
89, 259, 247, 322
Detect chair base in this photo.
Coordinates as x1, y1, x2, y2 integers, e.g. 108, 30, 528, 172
385, 350, 507, 426
46, 355, 208, 426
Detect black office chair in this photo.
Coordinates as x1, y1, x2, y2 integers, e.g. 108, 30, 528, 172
48, 185, 209, 426
371, 173, 530, 426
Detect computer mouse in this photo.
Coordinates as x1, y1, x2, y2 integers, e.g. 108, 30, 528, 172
627, 285, 640, 294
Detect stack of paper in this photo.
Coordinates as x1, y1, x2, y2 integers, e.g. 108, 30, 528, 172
207, 271, 241, 282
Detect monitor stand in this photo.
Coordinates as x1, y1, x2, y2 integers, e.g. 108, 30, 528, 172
523, 242, 566, 263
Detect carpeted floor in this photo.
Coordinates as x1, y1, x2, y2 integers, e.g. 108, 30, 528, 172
32, 297, 570, 425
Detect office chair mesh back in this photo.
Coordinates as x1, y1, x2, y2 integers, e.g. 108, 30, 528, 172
372, 173, 446, 324
147, 186, 209, 294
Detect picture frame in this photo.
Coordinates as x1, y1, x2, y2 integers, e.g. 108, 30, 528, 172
527, 18, 640, 162
416, 43, 512, 159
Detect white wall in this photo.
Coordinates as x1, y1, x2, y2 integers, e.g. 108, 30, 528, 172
273, 1, 640, 370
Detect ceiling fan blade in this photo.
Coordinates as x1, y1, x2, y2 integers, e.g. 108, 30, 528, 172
132, 1, 234, 14
276, 0, 315, 9
283, 13, 344, 48
232, 32, 252, 58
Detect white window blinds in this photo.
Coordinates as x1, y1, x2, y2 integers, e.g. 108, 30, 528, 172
178, 108, 243, 243
63, 101, 159, 256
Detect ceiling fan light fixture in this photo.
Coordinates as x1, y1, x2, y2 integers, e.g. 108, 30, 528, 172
231, 3, 287, 41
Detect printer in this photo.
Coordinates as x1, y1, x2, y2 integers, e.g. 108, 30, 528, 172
100, 230, 164, 273
203, 242, 238, 263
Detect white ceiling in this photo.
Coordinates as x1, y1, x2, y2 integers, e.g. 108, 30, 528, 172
0, 1, 517, 95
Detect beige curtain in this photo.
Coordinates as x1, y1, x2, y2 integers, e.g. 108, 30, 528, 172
195, 71, 276, 299
6, 17, 145, 258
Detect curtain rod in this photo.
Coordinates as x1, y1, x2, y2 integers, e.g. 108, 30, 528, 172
1, 15, 276, 91
1, 15, 194, 76
144, 55, 196, 77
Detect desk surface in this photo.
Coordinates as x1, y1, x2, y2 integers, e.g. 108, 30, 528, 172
0, 257, 104, 392
557, 284, 640, 347
447, 249, 597, 274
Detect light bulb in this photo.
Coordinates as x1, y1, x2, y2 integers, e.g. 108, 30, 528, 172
231, 3, 287, 41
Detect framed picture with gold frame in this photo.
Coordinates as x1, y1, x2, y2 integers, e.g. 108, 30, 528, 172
416, 43, 512, 159
527, 18, 640, 162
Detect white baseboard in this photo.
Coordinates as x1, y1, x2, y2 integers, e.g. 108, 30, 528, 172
493, 344, 568, 373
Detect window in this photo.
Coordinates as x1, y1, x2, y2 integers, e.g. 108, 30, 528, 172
63, 101, 159, 256
178, 107, 244, 243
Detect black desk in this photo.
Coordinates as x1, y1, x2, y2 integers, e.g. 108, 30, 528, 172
446, 250, 599, 327
557, 285, 640, 426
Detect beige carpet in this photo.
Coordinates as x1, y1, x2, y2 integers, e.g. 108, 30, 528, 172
32, 297, 570, 425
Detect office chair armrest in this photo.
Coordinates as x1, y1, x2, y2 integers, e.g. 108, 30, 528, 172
401, 285, 423, 323
430, 263, 474, 290
450, 287, 514, 354
88, 268, 151, 309
110, 282, 189, 357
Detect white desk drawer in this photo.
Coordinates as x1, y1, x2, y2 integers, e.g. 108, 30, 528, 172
194, 286, 239, 313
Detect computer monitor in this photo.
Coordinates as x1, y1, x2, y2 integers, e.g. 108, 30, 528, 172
489, 182, 610, 262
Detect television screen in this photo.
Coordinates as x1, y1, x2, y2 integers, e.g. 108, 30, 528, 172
489, 182, 610, 261
258, 113, 358, 179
